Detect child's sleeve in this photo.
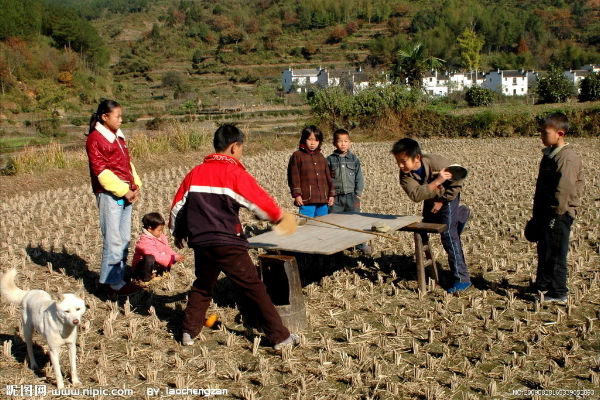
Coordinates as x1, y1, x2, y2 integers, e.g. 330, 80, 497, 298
555, 153, 583, 215
236, 169, 283, 222
355, 157, 364, 196
325, 157, 335, 197
131, 162, 142, 190
430, 155, 462, 202
400, 173, 437, 202
287, 153, 302, 197
169, 170, 193, 237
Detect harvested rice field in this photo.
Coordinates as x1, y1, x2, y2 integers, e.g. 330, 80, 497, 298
1, 137, 599, 399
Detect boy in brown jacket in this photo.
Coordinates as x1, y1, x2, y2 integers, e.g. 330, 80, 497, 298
528, 112, 583, 303
392, 138, 471, 293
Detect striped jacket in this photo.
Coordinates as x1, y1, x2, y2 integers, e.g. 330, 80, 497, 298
169, 154, 283, 248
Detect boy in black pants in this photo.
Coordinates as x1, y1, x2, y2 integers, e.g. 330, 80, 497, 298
528, 113, 583, 303
170, 124, 298, 349
392, 138, 471, 293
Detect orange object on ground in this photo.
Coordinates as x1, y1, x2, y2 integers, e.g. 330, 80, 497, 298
204, 314, 218, 328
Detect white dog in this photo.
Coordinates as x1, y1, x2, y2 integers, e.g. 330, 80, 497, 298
0, 268, 86, 389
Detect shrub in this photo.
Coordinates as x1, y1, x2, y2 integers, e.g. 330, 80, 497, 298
146, 117, 163, 130
465, 86, 495, 106
536, 66, 575, 104
578, 72, 600, 102
162, 71, 185, 88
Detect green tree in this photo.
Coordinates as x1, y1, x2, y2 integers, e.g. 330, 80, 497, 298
392, 43, 444, 88
579, 72, 600, 102
535, 65, 574, 103
457, 28, 484, 71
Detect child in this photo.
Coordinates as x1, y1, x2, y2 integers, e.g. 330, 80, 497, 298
132, 212, 184, 285
86, 99, 142, 296
287, 125, 335, 217
170, 124, 299, 350
392, 138, 471, 293
327, 128, 371, 254
528, 112, 583, 303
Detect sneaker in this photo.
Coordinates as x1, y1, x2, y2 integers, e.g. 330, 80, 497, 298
447, 281, 472, 294
540, 294, 568, 304
457, 205, 471, 235
273, 333, 300, 351
182, 332, 194, 346
110, 281, 143, 296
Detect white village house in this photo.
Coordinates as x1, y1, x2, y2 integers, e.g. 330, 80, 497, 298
564, 69, 590, 93
483, 69, 528, 96
281, 68, 321, 93
582, 64, 600, 73
422, 70, 450, 96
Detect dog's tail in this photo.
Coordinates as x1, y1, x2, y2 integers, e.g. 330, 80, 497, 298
0, 268, 26, 305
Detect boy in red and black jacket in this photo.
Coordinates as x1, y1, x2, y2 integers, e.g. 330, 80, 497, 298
170, 124, 298, 350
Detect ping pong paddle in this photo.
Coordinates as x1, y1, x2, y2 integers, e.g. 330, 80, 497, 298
446, 164, 468, 181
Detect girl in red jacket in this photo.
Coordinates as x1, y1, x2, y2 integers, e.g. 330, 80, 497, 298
132, 213, 184, 285
86, 99, 142, 296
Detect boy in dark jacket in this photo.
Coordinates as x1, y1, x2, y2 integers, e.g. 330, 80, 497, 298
392, 138, 471, 293
170, 124, 298, 349
528, 113, 583, 303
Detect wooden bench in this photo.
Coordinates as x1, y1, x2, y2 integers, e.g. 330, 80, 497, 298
399, 222, 447, 292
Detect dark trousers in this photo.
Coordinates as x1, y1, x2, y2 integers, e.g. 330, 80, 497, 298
134, 255, 168, 282
422, 195, 470, 284
183, 245, 290, 344
536, 214, 573, 297
330, 193, 360, 213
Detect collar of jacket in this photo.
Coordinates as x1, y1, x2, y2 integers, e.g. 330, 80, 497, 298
142, 228, 155, 238
332, 149, 352, 158
543, 143, 569, 159
95, 121, 125, 143
204, 153, 245, 169
299, 144, 321, 154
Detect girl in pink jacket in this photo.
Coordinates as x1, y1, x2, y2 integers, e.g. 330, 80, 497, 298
133, 212, 184, 284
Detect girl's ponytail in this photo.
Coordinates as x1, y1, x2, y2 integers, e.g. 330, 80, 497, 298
88, 99, 121, 135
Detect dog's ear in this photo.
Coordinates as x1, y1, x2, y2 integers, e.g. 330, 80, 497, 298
55, 293, 66, 304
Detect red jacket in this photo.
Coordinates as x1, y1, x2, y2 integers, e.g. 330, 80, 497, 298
169, 154, 283, 248
86, 122, 138, 195
132, 231, 177, 270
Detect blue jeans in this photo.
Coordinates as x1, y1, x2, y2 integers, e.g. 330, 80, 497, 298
299, 204, 328, 218
96, 192, 132, 285
536, 213, 573, 297
423, 195, 470, 284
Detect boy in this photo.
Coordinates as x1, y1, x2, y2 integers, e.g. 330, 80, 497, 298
392, 138, 471, 293
169, 124, 298, 349
528, 112, 583, 303
327, 129, 371, 254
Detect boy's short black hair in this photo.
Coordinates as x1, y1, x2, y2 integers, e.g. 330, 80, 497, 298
391, 138, 422, 158
333, 128, 350, 143
142, 212, 165, 230
300, 125, 323, 149
214, 124, 245, 152
540, 112, 569, 133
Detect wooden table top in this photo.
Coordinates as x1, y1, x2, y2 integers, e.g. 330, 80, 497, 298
248, 212, 421, 255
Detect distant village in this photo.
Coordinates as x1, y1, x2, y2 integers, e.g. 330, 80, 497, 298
282, 64, 600, 97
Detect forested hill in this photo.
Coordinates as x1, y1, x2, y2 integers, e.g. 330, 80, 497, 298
1, 0, 599, 112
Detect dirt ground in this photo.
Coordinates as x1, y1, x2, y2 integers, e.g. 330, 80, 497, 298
0, 137, 599, 399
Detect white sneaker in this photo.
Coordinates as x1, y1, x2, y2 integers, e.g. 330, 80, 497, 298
182, 332, 194, 346
274, 333, 299, 350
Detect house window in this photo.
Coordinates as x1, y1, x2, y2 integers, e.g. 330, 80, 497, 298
513, 78, 517, 84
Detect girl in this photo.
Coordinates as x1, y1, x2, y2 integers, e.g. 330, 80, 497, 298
86, 99, 142, 296
287, 125, 335, 217
132, 212, 184, 285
